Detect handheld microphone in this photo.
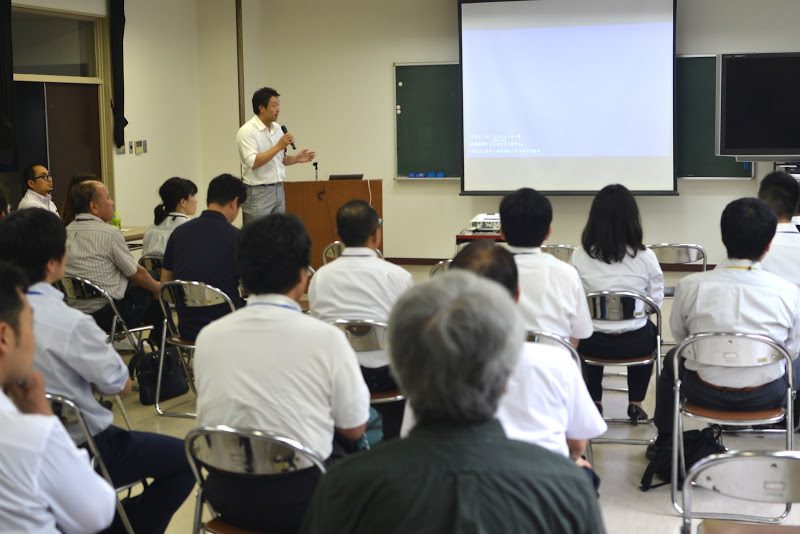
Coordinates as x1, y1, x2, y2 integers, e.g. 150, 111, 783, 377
280, 125, 296, 150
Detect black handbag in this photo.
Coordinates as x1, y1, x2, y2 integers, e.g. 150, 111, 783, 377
130, 349, 189, 405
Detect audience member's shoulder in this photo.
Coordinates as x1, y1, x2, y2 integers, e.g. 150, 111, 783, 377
758, 268, 800, 294
5, 410, 60, 454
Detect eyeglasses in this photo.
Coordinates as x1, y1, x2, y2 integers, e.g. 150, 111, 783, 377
34, 172, 53, 181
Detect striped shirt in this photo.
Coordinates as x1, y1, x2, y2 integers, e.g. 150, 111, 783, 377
66, 214, 137, 312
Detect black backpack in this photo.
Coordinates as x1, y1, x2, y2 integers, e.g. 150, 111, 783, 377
640, 425, 726, 491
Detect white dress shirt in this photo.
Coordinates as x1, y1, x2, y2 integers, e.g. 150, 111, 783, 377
308, 248, 414, 368
28, 282, 130, 442
571, 246, 664, 333
66, 214, 138, 312
761, 222, 800, 287
195, 294, 370, 459
17, 189, 59, 214
236, 115, 286, 185
142, 212, 190, 258
401, 343, 606, 457
671, 258, 800, 388
0, 391, 115, 534
510, 246, 593, 340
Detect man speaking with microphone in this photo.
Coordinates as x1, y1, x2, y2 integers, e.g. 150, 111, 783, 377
236, 87, 316, 223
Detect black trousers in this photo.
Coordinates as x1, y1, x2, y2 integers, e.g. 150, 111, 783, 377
91, 284, 164, 342
205, 465, 322, 533
361, 366, 404, 440
579, 321, 657, 402
93, 425, 195, 534
652, 348, 787, 436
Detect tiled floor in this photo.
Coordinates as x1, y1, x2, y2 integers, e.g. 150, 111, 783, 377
110, 269, 800, 533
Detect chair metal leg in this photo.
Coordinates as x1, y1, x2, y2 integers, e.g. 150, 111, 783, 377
192, 487, 204, 534
671, 380, 683, 514
114, 395, 134, 430
155, 319, 195, 419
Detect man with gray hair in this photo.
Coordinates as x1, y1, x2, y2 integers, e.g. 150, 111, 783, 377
300, 271, 605, 533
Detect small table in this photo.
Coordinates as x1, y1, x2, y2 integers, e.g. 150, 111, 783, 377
455, 228, 504, 251
122, 226, 146, 250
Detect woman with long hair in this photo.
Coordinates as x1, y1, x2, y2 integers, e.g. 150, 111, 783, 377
571, 184, 664, 424
141, 177, 198, 258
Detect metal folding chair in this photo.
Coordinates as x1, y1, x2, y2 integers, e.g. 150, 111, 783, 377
138, 255, 163, 277
429, 259, 452, 277
330, 319, 404, 404
46, 393, 138, 534
647, 243, 707, 298
541, 244, 577, 263
671, 333, 795, 514
527, 330, 580, 366
582, 290, 662, 445
682, 450, 800, 531
56, 275, 140, 429
322, 241, 345, 264
156, 280, 236, 418
185, 425, 327, 534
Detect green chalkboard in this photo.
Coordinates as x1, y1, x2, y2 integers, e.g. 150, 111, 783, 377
675, 56, 752, 178
395, 58, 752, 181
395, 64, 462, 178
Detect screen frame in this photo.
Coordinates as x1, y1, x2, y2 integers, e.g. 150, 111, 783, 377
717, 52, 800, 159
457, 0, 678, 197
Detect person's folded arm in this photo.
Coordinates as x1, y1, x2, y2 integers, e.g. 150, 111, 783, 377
128, 265, 161, 294
67, 315, 130, 396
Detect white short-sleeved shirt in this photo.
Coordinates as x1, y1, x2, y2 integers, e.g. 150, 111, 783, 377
671, 258, 800, 388
236, 115, 286, 185
0, 391, 116, 534
194, 294, 370, 459
66, 214, 138, 312
28, 282, 130, 442
761, 223, 800, 287
401, 343, 606, 457
142, 213, 190, 258
17, 189, 59, 214
571, 246, 664, 333
308, 248, 414, 367
510, 246, 593, 340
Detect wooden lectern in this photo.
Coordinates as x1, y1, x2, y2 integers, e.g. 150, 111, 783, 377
285, 180, 383, 269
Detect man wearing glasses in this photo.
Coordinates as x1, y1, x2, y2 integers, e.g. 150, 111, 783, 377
17, 163, 58, 214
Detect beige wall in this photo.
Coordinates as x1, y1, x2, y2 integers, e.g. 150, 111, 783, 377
14, 0, 800, 260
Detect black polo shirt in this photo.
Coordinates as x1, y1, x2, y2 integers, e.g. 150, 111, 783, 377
162, 210, 244, 340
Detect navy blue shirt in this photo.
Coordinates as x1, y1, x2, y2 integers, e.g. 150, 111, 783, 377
162, 210, 244, 340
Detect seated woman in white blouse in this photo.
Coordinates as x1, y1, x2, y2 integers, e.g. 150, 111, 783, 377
571, 184, 664, 424
142, 177, 198, 259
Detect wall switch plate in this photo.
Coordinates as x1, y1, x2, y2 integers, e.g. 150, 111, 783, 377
128, 141, 134, 153
115, 144, 126, 155
141, 140, 147, 153
134, 140, 144, 155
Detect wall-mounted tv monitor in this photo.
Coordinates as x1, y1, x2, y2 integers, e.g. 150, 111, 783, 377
718, 53, 800, 159
459, 0, 676, 195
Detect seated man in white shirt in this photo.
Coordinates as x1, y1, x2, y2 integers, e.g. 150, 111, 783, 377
309, 199, 413, 392
194, 213, 370, 533
499, 187, 592, 345
402, 241, 606, 473
64, 180, 162, 337
759, 171, 800, 286
0, 208, 194, 533
0, 261, 115, 533
17, 162, 59, 214
649, 198, 800, 458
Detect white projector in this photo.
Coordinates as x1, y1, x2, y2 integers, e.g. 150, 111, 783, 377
470, 213, 501, 232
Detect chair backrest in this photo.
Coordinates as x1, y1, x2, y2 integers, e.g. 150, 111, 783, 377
541, 244, 577, 263
682, 450, 800, 531
56, 275, 115, 307
44, 393, 111, 478
330, 319, 388, 352
675, 332, 792, 372
139, 255, 163, 274
159, 280, 236, 338
527, 330, 580, 366
322, 241, 345, 264
647, 243, 707, 270
585, 290, 661, 331
185, 425, 327, 483
430, 259, 452, 277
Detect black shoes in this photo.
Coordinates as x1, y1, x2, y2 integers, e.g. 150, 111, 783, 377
627, 404, 648, 425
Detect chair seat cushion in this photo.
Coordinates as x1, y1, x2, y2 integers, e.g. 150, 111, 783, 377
205, 517, 273, 534
166, 335, 195, 348
581, 355, 654, 366
370, 389, 405, 403
699, 519, 800, 533
684, 402, 784, 422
